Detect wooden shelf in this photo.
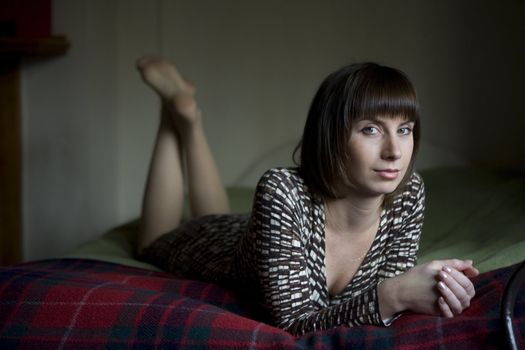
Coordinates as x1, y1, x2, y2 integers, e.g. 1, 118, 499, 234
0, 35, 70, 57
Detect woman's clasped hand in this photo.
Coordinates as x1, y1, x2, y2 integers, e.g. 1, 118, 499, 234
378, 259, 479, 319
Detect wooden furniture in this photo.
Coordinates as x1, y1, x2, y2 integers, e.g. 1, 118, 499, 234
0, 36, 69, 265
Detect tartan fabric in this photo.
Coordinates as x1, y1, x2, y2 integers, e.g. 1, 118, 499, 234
0, 259, 523, 349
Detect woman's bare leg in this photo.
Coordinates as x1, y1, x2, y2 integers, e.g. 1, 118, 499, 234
136, 56, 230, 253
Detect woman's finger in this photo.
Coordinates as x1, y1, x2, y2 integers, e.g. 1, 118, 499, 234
463, 266, 480, 278
438, 296, 454, 318
438, 270, 471, 309
437, 280, 463, 315
442, 266, 476, 299
441, 259, 477, 276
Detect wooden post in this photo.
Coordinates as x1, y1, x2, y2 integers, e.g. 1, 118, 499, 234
0, 56, 22, 265
0, 36, 69, 265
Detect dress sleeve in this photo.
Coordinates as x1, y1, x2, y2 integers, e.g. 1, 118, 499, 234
383, 173, 426, 275
375, 174, 426, 325
250, 169, 386, 335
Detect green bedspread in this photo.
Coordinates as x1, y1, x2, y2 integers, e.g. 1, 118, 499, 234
67, 167, 525, 273
417, 167, 525, 272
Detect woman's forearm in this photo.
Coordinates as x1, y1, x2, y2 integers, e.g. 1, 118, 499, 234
377, 276, 406, 320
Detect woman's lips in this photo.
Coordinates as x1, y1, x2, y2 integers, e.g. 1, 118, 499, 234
374, 169, 400, 180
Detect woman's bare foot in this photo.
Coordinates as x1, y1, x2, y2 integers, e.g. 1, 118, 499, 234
137, 55, 200, 126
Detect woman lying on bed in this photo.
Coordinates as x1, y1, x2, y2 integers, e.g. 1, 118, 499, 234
134, 56, 479, 335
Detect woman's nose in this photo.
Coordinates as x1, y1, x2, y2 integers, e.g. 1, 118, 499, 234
381, 136, 402, 160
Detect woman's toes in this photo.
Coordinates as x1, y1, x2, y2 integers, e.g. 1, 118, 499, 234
136, 55, 189, 100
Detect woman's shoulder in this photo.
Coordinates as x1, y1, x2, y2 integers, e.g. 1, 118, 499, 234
255, 167, 315, 202
257, 167, 304, 189
402, 171, 425, 195
391, 171, 426, 214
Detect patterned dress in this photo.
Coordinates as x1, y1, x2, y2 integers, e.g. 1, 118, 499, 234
140, 167, 425, 335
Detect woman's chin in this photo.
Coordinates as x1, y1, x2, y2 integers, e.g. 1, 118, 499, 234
367, 181, 403, 196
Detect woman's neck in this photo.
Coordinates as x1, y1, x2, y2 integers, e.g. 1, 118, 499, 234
325, 194, 383, 236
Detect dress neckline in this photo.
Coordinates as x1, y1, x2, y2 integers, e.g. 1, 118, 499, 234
318, 195, 387, 300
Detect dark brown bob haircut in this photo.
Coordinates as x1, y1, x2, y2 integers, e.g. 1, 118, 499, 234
295, 62, 421, 201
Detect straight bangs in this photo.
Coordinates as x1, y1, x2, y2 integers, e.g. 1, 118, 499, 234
347, 65, 420, 124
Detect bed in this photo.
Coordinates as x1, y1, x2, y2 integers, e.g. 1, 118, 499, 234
1, 166, 524, 349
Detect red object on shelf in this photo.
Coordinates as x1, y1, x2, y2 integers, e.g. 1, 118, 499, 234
0, 0, 51, 38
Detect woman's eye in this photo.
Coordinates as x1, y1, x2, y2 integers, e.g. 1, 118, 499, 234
398, 127, 412, 135
361, 127, 379, 135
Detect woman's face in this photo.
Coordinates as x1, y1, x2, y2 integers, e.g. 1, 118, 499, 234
344, 115, 415, 198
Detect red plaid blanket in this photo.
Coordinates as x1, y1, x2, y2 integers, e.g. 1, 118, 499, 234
0, 259, 523, 349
